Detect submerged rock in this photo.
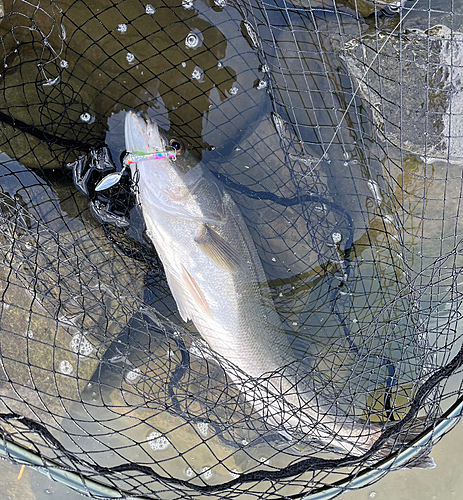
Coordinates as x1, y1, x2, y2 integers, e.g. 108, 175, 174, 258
0, 159, 146, 415
344, 25, 463, 163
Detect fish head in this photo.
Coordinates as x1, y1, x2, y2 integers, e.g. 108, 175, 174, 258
125, 111, 215, 220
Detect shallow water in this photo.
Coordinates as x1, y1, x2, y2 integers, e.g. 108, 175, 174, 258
1, 416, 463, 500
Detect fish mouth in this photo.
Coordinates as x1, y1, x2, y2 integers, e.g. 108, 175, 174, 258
124, 111, 165, 154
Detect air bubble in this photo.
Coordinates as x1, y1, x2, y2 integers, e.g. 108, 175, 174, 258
230, 469, 240, 479
147, 431, 170, 451
271, 257, 276, 262
186, 33, 199, 49
197, 422, 209, 436
185, 30, 203, 50
126, 52, 135, 64
185, 467, 195, 478
201, 467, 213, 480
260, 64, 269, 73
80, 112, 95, 124
60, 60, 69, 68
217, 61, 223, 69
332, 232, 342, 244
229, 85, 238, 95
59, 360, 73, 375
70, 333, 94, 356
125, 367, 141, 383
181, 62, 186, 67
117, 23, 127, 33
182, 0, 194, 8
214, 0, 227, 6
191, 66, 204, 82
145, 4, 155, 14
255, 79, 267, 90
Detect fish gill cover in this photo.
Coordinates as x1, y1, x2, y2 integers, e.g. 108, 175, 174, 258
0, 0, 462, 498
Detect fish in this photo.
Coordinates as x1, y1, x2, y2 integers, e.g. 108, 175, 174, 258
124, 110, 432, 463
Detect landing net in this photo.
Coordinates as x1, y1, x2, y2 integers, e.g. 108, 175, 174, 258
0, 0, 462, 498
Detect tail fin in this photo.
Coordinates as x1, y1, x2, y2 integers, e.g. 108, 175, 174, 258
370, 418, 436, 470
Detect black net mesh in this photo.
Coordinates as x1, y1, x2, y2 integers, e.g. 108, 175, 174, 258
0, 0, 463, 498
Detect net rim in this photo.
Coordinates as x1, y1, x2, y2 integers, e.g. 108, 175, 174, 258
1, 397, 461, 500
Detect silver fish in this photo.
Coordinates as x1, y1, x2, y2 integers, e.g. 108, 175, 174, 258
124, 110, 416, 459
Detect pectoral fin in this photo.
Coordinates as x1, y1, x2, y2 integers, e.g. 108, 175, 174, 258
195, 224, 247, 272
181, 265, 212, 318
163, 265, 192, 322
163, 263, 213, 322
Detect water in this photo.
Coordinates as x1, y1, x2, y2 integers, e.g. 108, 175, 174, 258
1, 420, 463, 499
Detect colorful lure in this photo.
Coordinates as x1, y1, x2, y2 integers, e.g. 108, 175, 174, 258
95, 151, 177, 191
125, 151, 177, 164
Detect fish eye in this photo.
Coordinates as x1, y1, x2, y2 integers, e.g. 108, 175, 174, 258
169, 138, 185, 155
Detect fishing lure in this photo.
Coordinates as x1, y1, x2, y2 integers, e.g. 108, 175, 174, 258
125, 151, 178, 164
95, 150, 177, 191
